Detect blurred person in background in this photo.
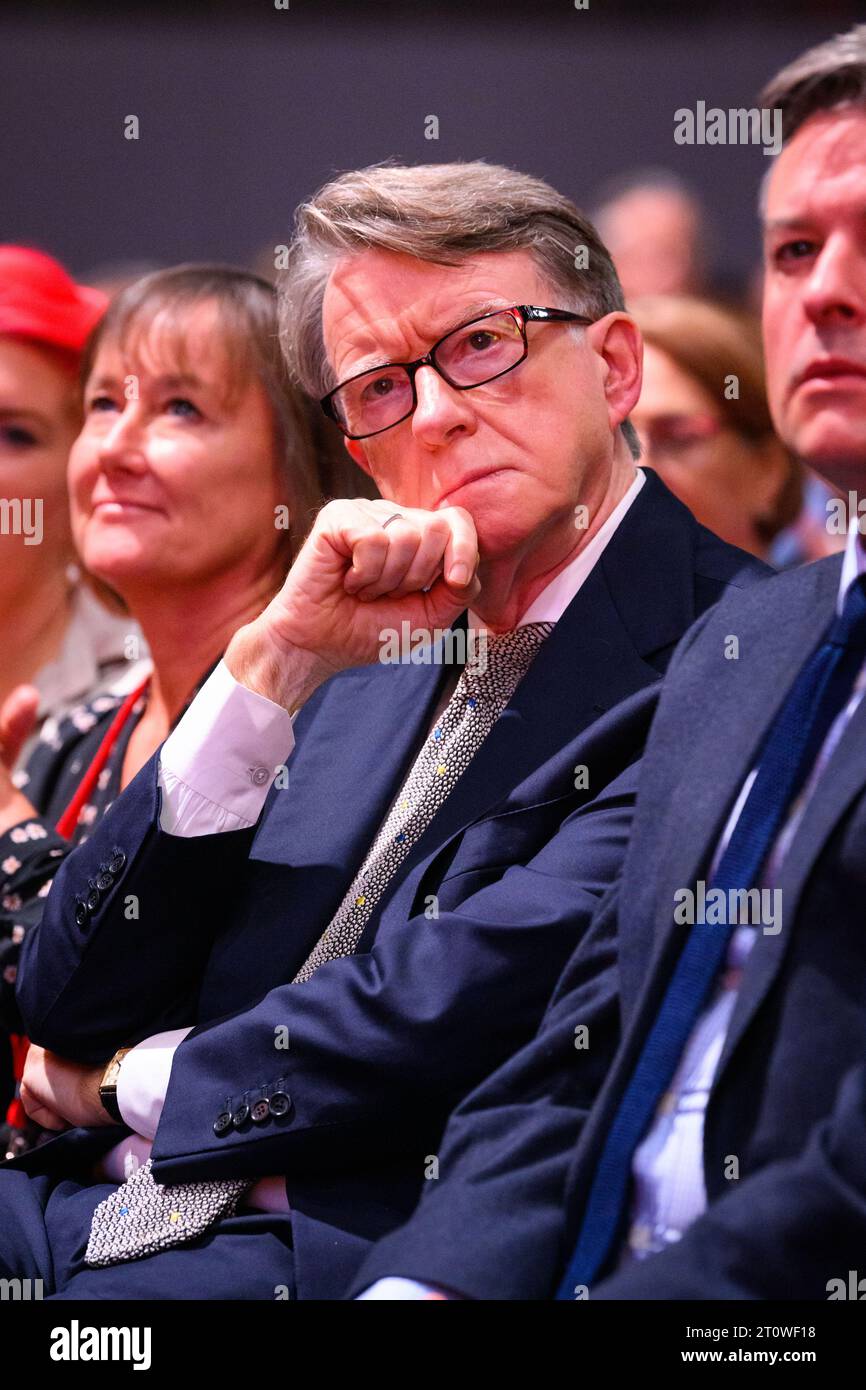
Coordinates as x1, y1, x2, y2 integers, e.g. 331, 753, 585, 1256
0, 247, 135, 771
593, 170, 709, 301
0, 263, 349, 1156
630, 294, 838, 567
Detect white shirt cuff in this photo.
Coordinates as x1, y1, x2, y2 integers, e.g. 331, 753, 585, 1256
158, 659, 296, 836
357, 1278, 452, 1299
116, 1026, 194, 1139
112, 1028, 291, 1215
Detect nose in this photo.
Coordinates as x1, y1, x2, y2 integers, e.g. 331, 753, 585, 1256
96, 403, 149, 472
802, 232, 866, 330
410, 364, 476, 446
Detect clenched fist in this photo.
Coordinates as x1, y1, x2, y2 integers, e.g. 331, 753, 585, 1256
226, 498, 481, 711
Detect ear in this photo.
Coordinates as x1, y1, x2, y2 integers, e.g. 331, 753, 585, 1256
586, 313, 643, 435
344, 436, 373, 475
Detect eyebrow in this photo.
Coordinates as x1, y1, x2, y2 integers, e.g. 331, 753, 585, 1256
345, 298, 513, 378
86, 371, 209, 392
0, 407, 50, 427
762, 217, 816, 234
764, 203, 866, 230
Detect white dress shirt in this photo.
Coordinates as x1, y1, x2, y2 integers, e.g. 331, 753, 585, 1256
366, 521, 866, 1297
96, 472, 646, 1227
619, 520, 866, 1263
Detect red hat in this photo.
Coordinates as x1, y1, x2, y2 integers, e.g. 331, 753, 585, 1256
0, 245, 108, 353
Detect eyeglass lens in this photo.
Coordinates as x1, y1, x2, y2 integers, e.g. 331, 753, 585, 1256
331, 310, 525, 436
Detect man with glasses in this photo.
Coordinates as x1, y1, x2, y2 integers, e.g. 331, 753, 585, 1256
350, 26, 866, 1302
321, 304, 594, 440
0, 162, 761, 1299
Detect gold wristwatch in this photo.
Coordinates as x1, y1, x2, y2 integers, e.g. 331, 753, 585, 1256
98, 1046, 133, 1124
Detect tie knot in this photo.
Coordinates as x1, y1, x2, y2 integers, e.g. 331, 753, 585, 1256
829, 573, 866, 650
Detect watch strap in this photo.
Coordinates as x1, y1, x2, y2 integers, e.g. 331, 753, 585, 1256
99, 1046, 133, 1124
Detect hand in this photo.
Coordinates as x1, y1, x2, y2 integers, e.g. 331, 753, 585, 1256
19, 1043, 115, 1131
0, 685, 40, 835
226, 498, 481, 711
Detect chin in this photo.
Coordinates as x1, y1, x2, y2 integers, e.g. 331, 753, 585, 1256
790, 421, 866, 494
472, 511, 536, 559
81, 539, 154, 589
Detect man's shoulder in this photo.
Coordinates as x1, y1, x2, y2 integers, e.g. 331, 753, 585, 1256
657, 552, 844, 702
639, 469, 770, 592
612, 467, 769, 604
694, 549, 842, 633
691, 522, 772, 592
596, 473, 772, 669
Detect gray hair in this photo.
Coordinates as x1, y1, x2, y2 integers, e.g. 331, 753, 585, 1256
277, 160, 640, 460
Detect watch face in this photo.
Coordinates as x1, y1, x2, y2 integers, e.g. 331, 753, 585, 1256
99, 1048, 129, 1117
103, 1047, 130, 1085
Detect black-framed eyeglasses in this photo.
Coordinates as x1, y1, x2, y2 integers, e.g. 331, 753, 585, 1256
320, 304, 595, 440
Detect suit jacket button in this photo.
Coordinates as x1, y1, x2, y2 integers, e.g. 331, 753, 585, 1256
108, 850, 126, 874
250, 1099, 270, 1123
232, 1104, 250, 1129
268, 1091, 292, 1118
74, 899, 88, 927
96, 872, 114, 891
213, 1111, 233, 1136
85, 887, 100, 913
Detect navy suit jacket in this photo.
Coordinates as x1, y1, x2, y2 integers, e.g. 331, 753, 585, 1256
8, 471, 763, 1299
351, 551, 866, 1301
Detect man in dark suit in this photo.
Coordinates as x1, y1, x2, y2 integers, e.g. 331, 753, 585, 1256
0, 162, 760, 1299
350, 25, 866, 1300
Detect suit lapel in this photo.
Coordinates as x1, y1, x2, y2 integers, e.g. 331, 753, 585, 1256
391, 475, 701, 882
643, 557, 841, 966
392, 572, 662, 882
558, 559, 848, 1235
245, 473, 745, 970
248, 624, 464, 876
713, 668, 866, 1084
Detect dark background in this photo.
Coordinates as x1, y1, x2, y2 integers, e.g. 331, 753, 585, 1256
2, 0, 861, 290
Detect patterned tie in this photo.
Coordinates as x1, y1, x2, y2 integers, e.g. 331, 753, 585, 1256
555, 574, 866, 1298
85, 621, 554, 1267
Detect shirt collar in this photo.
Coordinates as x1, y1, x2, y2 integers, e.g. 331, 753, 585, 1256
467, 466, 646, 630
837, 517, 866, 615
34, 582, 143, 718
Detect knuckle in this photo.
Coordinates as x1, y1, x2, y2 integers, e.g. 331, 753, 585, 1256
441, 504, 475, 531
357, 528, 388, 553
423, 513, 452, 539
317, 498, 343, 525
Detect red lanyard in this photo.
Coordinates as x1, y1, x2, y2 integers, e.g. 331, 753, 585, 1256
55, 676, 151, 839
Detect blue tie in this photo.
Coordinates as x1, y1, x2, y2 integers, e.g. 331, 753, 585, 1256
556, 573, 866, 1298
